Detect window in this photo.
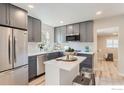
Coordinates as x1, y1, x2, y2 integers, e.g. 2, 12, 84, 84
106, 39, 118, 48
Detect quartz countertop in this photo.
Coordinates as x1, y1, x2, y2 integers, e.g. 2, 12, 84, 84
77, 51, 94, 55
28, 49, 94, 57
44, 56, 86, 71
28, 50, 63, 57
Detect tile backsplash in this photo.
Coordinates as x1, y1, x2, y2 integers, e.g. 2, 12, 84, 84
28, 42, 94, 53
60, 42, 94, 52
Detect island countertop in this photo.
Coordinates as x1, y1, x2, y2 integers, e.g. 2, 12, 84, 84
44, 56, 86, 71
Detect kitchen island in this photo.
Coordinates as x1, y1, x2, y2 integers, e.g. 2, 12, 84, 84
44, 56, 86, 85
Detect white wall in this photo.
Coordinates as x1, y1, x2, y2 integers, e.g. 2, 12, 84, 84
94, 15, 124, 75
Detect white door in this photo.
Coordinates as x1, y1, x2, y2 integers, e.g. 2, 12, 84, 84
13, 29, 28, 68
0, 27, 13, 72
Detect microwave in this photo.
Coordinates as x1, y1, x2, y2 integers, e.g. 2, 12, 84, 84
66, 35, 80, 41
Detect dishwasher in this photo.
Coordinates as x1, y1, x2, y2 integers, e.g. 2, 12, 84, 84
37, 55, 47, 76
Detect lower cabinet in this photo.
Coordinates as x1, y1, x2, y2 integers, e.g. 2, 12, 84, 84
28, 56, 37, 81
77, 53, 93, 71
28, 52, 64, 81
47, 52, 64, 60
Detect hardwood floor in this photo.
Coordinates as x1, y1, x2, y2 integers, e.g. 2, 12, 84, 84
94, 60, 124, 85
28, 75, 45, 85
29, 60, 124, 85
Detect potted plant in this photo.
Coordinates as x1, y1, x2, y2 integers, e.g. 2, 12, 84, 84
65, 47, 75, 60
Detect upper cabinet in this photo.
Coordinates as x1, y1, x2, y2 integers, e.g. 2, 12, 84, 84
28, 16, 41, 42
66, 24, 73, 36
54, 21, 93, 43
9, 4, 27, 30
0, 4, 9, 26
80, 21, 93, 42
54, 26, 66, 43
73, 23, 80, 35
0, 4, 27, 30
66, 23, 80, 36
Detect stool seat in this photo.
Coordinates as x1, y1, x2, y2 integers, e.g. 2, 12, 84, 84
73, 75, 91, 85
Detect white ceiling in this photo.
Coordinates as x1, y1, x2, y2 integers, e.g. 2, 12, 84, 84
13, 3, 124, 27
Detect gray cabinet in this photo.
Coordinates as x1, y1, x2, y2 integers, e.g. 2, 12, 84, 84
28, 16, 33, 42
47, 52, 64, 60
28, 56, 37, 81
9, 4, 27, 29
0, 4, 9, 26
86, 21, 93, 42
73, 23, 80, 35
80, 21, 93, 42
0, 4, 27, 30
67, 24, 73, 36
54, 27, 61, 43
80, 22, 87, 42
54, 21, 93, 42
54, 26, 66, 43
28, 16, 41, 42
60, 26, 66, 43
77, 53, 93, 71
66, 23, 79, 35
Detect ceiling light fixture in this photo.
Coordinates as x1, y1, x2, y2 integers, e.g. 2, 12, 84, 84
28, 5, 34, 9
96, 11, 102, 15
60, 21, 64, 24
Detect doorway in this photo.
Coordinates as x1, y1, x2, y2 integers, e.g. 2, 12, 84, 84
95, 27, 124, 85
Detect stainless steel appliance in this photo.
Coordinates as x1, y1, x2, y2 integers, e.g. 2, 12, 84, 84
37, 55, 46, 76
0, 26, 28, 85
66, 35, 80, 41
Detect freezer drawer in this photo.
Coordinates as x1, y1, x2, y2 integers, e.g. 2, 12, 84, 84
0, 65, 28, 85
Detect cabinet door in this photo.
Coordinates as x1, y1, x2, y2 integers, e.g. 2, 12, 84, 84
9, 4, 27, 29
60, 26, 66, 43
28, 16, 33, 42
86, 21, 93, 42
54, 27, 61, 43
32, 18, 41, 42
28, 56, 37, 81
67, 24, 73, 35
0, 4, 9, 26
73, 23, 79, 35
80, 22, 87, 42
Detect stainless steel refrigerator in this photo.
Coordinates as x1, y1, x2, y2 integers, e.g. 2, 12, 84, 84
0, 26, 28, 85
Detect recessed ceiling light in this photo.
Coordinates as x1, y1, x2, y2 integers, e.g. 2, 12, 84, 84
28, 5, 34, 9
60, 21, 64, 24
96, 11, 102, 15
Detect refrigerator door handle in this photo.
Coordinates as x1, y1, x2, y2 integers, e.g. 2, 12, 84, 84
14, 36, 16, 63
8, 35, 11, 64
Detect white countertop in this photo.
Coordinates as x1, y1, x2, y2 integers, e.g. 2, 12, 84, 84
77, 51, 94, 55
28, 50, 94, 57
44, 56, 86, 71
28, 50, 62, 56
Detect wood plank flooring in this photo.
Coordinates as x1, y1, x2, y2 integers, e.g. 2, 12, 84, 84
29, 60, 124, 85
28, 75, 45, 85
94, 60, 124, 85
